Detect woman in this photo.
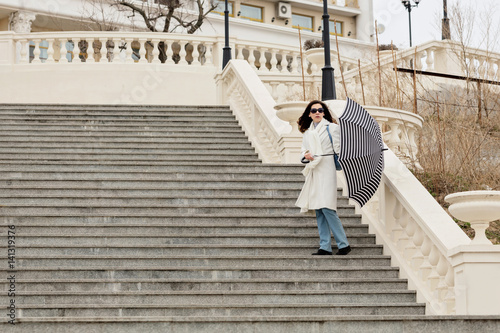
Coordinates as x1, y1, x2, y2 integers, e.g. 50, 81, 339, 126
295, 100, 351, 256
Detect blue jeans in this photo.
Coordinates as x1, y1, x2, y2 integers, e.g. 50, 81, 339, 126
315, 208, 349, 252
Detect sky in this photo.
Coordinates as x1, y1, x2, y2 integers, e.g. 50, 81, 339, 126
373, 0, 500, 50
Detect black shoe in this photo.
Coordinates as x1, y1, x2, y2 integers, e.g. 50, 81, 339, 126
312, 249, 333, 255
335, 246, 351, 255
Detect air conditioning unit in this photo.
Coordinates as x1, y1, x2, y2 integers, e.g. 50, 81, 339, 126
277, 2, 292, 20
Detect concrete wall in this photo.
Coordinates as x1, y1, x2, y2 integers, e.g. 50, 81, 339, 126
0, 63, 218, 105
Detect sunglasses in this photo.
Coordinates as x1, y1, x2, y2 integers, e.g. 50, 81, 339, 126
310, 108, 324, 114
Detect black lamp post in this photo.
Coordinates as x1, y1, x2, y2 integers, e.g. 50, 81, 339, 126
401, 0, 422, 47
442, 0, 451, 40
222, 0, 231, 69
321, 0, 336, 100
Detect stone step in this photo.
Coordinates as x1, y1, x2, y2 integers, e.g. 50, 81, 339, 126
0, 179, 303, 190
0, 123, 243, 131
0, 142, 253, 149
0, 159, 266, 166
0, 154, 261, 162
0, 113, 236, 120
4, 317, 498, 333
0, 290, 418, 305
12, 233, 373, 246
2, 244, 381, 256
0, 136, 251, 143
0, 189, 303, 199
0, 147, 257, 154
0, 104, 231, 112
0, 130, 249, 138
0, 223, 368, 235
13, 255, 391, 268
0, 197, 329, 207
2, 278, 410, 292
0, 206, 356, 216
2, 265, 401, 279
2, 215, 363, 224
0, 165, 303, 175
0, 171, 304, 182
16, 303, 426, 317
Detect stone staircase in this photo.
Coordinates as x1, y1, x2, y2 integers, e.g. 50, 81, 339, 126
0, 104, 498, 332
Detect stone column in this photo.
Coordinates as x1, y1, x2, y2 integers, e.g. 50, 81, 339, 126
9, 11, 37, 33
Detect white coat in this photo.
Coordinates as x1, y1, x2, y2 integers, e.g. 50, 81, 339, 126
295, 119, 341, 213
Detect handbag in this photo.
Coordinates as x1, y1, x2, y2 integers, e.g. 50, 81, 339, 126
326, 125, 342, 171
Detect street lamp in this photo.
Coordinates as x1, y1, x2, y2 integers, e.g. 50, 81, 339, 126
400, 0, 422, 47
321, 0, 336, 101
222, 0, 231, 69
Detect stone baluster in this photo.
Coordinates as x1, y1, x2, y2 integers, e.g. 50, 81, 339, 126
435, 256, 451, 302
386, 120, 402, 153
125, 38, 134, 63
205, 42, 213, 65
270, 49, 279, 72
236, 44, 245, 60
165, 41, 175, 64
247, 46, 257, 69
496, 60, 500, 80
87, 39, 95, 63
258, 48, 267, 71
99, 38, 108, 62
419, 236, 433, 281
425, 48, 435, 71
32, 39, 41, 64
45, 38, 55, 63
427, 246, 441, 291
111, 38, 120, 63
19, 39, 29, 64
178, 41, 188, 65
444, 267, 456, 314
72, 38, 81, 63
290, 52, 299, 74
410, 226, 425, 271
487, 59, 496, 80
191, 41, 201, 66
59, 38, 69, 63
138, 38, 148, 63
269, 81, 280, 101
415, 51, 424, 70
151, 39, 161, 64
391, 200, 405, 243
477, 57, 486, 79
403, 217, 417, 261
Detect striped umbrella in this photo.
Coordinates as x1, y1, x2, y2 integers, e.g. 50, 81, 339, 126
338, 98, 387, 207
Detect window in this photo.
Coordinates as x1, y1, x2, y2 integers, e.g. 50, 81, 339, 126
292, 14, 313, 31
329, 20, 343, 36
240, 4, 263, 22
213, 1, 234, 17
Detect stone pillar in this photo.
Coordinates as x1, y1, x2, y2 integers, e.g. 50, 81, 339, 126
449, 246, 500, 315
9, 11, 37, 33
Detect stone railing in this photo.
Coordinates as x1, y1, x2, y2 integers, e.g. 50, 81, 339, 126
215, 59, 291, 163
340, 40, 500, 104
365, 105, 423, 167
216, 61, 498, 315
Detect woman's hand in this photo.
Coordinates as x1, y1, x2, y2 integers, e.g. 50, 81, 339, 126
304, 152, 314, 161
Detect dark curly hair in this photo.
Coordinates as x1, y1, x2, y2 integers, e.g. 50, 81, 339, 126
297, 100, 335, 133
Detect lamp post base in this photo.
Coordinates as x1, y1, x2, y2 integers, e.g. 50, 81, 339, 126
322, 65, 336, 101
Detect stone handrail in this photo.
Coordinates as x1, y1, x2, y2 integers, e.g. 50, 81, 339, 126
215, 59, 290, 163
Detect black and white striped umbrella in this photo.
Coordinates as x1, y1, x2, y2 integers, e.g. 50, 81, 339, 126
338, 98, 387, 207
